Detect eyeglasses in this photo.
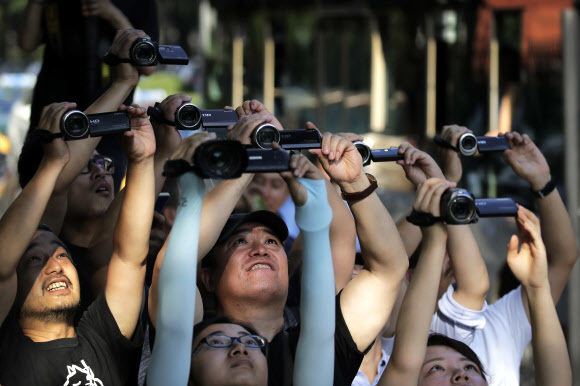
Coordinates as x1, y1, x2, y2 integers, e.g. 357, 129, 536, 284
81, 156, 115, 175
191, 334, 268, 358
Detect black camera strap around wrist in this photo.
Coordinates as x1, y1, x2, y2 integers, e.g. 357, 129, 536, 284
28, 128, 64, 144
433, 136, 460, 154
103, 53, 133, 66
147, 103, 177, 127
163, 159, 201, 178
406, 210, 443, 227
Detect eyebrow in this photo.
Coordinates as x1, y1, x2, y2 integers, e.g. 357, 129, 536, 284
423, 357, 445, 366
24, 240, 69, 255
228, 228, 280, 242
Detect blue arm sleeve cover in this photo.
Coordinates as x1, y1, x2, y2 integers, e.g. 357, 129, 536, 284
292, 178, 335, 386
146, 173, 205, 386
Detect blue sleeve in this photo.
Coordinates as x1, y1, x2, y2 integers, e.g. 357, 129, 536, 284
292, 178, 335, 386
146, 173, 205, 386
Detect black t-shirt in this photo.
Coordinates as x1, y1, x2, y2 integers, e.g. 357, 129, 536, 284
63, 240, 93, 318
0, 293, 143, 386
267, 291, 371, 386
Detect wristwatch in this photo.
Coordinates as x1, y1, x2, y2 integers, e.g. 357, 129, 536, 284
341, 173, 378, 201
531, 177, 557, 199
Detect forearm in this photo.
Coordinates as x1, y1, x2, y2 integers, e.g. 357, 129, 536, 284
293, 179, 335, 385
447, 225, 489, 309
0, 162, 64, 278
396, 215, 422, 257
389, 229, 447, 373
526, 284, 572, 386
113, 158, 155, 262
18, 0, 44, 52
325, 179, 356, 291
147, 173, 205, 386
197, 174, 253, 258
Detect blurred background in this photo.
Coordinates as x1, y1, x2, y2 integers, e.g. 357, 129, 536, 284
1, 0, 580, 383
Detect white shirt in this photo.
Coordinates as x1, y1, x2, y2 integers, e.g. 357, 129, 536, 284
351, 336, 395, 386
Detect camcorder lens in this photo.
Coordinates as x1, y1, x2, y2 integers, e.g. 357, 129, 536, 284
253, 124, 280, 149
132, 41, 156, 66
353, 142, 371, 165
62, 111, 89, 138
462, 136, 477, 150
449, 196, 475, 222
194, 141, 246, 179
177, 104, 201, 129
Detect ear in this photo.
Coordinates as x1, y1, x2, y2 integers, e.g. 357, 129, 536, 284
201, 268, 215, 292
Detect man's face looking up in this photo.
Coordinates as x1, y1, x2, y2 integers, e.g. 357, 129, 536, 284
204, 222, 289, 305
16, 230, 81, 322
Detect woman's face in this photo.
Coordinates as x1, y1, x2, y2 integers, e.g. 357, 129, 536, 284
418, 345, 486, 386
189, 323, 268, 386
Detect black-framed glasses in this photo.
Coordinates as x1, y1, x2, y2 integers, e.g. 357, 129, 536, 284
81, 156, 115, 175
191, 334, 268, 358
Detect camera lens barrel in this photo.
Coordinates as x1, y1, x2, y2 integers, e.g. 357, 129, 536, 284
193, 140, 248, 179
458, 133, 478, 156
176, 103, 202, 130
353, 141, 372, 166
440, 188, 477, 224
61, 110, 90, 140
252, 123, 281, 149
130, 37, 158, 66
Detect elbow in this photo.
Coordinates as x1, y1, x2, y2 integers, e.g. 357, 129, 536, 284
18, 36, 39, 53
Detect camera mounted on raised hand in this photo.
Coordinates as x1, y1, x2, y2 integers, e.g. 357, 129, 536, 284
434, 133, 510, 157
353, 141, 404, 166
103, 37, 189, 66
407, 188, 518, 226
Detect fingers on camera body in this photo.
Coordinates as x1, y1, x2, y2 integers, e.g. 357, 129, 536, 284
226, 114, 274, 144
441, 124, 472, 147
319, 132, 352, 161
160, 94, 192, 122
39, 102, 77, 134
413, 178, 456, 217
170, 132, 216, 161
503, 131, 531, 147
109, 29, 149, 57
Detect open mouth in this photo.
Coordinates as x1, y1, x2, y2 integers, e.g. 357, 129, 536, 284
46, 281, 69, 292
250, 263, 272, 271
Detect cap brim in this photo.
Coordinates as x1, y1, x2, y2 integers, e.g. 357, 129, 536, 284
217, 210, 289, 245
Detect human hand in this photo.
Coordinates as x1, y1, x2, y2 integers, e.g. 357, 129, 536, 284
38, 102, 74, 167
153, 94, 191, 158
121, 105, 156, 162
107, 29, 149, 85
413, 178, 455, 236
309, 124, 365, 192
502, 132, 551, 191
336, 132, 364, 143
396, 142, 445, 186
226, 114, 275, 145
233, 99, 284, 131
438, 125, 471, 182
280, 151, 325, 207
169, 131, 217, 161
506, 206, 548, 290
81, 0, 115, 19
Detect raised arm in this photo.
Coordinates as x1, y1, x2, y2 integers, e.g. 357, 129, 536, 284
314, 133, 408, 352
437, 125, 489, 309
280, 153, 335, 385
0, 103, 71, 325
503, 132, 578, 316
18, 0, 45, 52
506, 206, 572, 386
105, 105, 156, 338
81, 0, 133, 30
379, 179, 452, 386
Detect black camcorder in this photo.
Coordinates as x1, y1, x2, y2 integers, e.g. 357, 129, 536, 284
353, 141, 404, 166
440, 188, 518, 224
104, 37, 189, 67
245, 149, 291, 173
251, 124, 322, 150
458, 133, 511, 156
60, 110, 130, 140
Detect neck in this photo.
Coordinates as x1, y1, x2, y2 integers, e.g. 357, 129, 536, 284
359, 336, 383, 383
19, 316, 75, 342
60, 214, 101, 248
218, 298, 285, 342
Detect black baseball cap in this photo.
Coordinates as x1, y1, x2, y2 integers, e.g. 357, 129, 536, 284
216, 210, 289, 245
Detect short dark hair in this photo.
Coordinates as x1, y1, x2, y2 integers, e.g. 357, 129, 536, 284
193, 316, 267, 356
427, 333, 487, 382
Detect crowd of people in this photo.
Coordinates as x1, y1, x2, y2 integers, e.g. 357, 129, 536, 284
0, 21, 577, 386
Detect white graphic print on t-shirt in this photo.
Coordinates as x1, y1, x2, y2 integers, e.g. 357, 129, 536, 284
63, 360, 103, 386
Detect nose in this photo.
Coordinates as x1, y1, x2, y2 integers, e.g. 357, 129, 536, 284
229, 340, 249, 357
452, 368, 470, 383
43, 256, 64, 276
89, 161, 107, 179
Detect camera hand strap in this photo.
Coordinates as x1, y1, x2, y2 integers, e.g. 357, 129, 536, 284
103, 53, 133, 66
28, 129, 64, 144
433, 136, 460, 154
406, 210, 442, 227
147, 103, 177, 127
163, 159, 205, 178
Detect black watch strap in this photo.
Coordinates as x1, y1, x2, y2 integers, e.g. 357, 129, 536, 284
532, 177, 557, 199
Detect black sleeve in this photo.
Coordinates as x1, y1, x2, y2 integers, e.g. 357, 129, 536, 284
114, 0, 159, 42
333, 290, 373, 386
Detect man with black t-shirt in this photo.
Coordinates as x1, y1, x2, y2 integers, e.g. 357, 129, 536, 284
0, 102, 156, 385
